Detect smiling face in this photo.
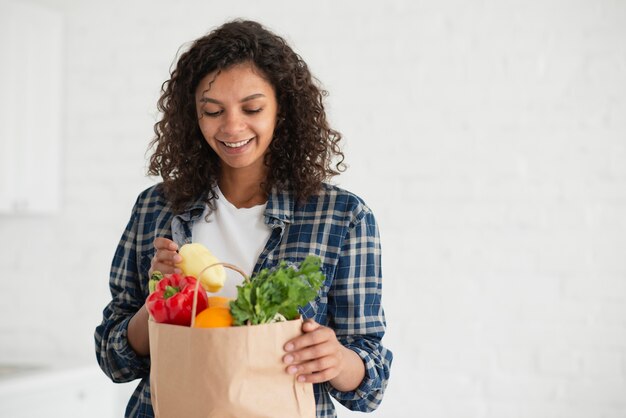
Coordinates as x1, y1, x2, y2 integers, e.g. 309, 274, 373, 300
195, 62, 278, 181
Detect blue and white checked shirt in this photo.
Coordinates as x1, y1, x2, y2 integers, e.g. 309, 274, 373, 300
95, 182, 392, 417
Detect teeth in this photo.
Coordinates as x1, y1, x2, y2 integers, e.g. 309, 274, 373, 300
222, 138, 252, 148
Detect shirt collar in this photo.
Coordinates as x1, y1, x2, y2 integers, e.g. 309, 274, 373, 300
176, 194, 207, 222
264, 187, 294, 227
176, 187, 295, 225
170, 193, 207, 246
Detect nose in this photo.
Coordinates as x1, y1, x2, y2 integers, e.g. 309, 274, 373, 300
219, 111, 246, 137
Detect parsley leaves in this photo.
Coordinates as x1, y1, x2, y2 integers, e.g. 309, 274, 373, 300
230, 255, 325, 326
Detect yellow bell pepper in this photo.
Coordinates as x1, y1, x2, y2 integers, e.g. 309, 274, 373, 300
176, 243, 226, 293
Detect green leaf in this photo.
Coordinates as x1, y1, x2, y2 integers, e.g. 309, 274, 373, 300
230, 256, 325, 326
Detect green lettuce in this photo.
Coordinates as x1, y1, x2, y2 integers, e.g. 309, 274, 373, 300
230, 255, 325, 326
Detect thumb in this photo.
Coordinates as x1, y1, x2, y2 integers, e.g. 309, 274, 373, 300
302, 319, 320, 332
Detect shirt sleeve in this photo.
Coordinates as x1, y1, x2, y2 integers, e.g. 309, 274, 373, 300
325, 207, 393, 411
94, 197, 151, 383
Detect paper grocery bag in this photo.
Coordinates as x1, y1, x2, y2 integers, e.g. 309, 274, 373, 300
148, 318, 316, 418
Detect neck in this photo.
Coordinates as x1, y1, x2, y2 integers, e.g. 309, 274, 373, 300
218, 167, 268, 209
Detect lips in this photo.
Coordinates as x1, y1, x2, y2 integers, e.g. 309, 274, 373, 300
220, 138, 253, 148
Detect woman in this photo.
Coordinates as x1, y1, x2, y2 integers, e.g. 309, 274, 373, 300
95, 19, 392, 417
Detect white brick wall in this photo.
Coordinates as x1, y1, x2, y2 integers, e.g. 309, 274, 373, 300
0, 0, 624, 417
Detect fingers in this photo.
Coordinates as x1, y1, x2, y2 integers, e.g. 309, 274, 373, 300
149, 238, 182, 275
284, 336, 336, 364
284, 322, 331, 354
154, 237, 178, 251
283, 321, 343, 383
287, 358, 340, 383
283, 319, 315, 353
302, 318, 320, 332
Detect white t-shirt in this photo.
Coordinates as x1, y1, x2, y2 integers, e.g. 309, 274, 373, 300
191, 187, 272, 298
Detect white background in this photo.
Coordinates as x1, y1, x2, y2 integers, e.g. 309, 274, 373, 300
0, 0, 625, 417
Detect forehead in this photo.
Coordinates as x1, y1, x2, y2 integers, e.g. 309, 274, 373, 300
196, 62, 275, 98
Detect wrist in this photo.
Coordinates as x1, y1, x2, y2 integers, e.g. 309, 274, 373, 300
127, 305, 150, 356
329, 346, 365, 392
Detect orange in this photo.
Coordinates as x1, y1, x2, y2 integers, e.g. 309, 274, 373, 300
207, 296, 232, 309
194, 306, 233, 328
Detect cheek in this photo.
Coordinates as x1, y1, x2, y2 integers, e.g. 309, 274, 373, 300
260, 121, 276, 136
258, 115, 278, 137
197, 119, 217, 140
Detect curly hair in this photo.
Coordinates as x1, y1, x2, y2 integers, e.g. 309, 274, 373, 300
148, 19, 345, 213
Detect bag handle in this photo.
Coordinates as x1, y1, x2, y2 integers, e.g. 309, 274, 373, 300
190, 262, 249, 327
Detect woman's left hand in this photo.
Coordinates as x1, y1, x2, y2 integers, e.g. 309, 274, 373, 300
283, 319, 345, 384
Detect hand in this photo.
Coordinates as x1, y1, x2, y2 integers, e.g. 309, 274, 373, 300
149, 237, 182, 276
283, 319, 345, 384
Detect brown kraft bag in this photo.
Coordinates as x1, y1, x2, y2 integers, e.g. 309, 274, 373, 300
148, 317, 316, 418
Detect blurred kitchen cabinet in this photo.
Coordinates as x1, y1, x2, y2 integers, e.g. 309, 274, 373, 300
0, 1, 63, 213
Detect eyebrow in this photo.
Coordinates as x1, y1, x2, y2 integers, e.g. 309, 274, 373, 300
198, 93, 266, 104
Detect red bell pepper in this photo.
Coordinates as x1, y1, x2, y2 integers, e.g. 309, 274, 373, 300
146, 272, 208, 326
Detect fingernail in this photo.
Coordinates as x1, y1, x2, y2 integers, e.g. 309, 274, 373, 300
297, 375, 306, 382
174, 268, 182, 274
288, 366, 298, 374
174, 255, 182, 263
285, 343, 294, 352
284, 355, 294, 364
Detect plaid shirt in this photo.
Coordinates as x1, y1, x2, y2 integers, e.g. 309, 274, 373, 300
95, 183, 392, 417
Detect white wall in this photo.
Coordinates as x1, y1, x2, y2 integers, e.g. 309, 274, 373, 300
0, 0, 625, 417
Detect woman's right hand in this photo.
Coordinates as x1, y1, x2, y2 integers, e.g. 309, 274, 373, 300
129, 237, 180, 357
149, 237, 182, 275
